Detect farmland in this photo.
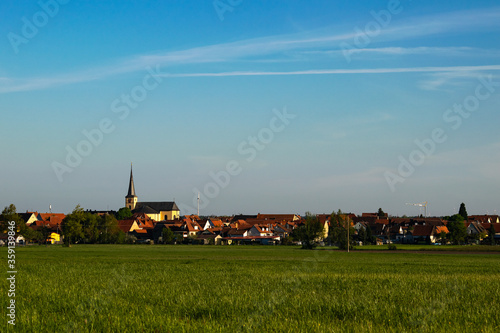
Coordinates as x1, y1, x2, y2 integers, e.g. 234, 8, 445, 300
1, 245, 500, 332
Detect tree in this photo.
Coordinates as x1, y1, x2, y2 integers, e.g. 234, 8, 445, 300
173, 233, 184, 245
291, 214, 324, 249
446, 215, 467, 245
162, 227, 175, 244
115, 207, 133, 220
365, 224, 375, 245
438, 231, 448, 245
83, 213, 99, 243
1, 204, 29, 238
357, 226, 367, 245
99, 214, 121, 244
377, 208, 386, 218
38, 223, 52, 246
458, 203, 468, 221
488, 224, 496, 245
24, 227, 41, 244
328, 210, 355, 250
61, 205, 85, 246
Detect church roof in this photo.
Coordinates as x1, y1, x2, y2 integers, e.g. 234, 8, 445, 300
134, 201, 179, 214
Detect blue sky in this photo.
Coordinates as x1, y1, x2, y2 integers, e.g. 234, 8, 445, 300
1, 0, 499, 216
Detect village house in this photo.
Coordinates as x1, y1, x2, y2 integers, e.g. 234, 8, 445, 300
469, 215, 500, 224
200, 218, 224, 230
248, 225, 274, 237
411, 225, 445, 244
22, 212, 66, 244
466, 222, 488, 239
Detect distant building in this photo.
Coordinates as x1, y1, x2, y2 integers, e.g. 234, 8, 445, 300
125, 165, 180, 221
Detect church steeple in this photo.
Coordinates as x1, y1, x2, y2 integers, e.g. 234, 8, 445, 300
125, 163, 138, 210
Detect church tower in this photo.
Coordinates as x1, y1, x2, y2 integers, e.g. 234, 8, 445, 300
125, 164, 138, 210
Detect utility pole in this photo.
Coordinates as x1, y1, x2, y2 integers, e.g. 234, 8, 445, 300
347, 215, 350, 253
197, 192, 200, 216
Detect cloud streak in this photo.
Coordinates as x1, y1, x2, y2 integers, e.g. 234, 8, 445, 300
1, 7, 500, 93
161, 65, 500, 78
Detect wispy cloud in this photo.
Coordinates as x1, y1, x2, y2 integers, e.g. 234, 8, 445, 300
161, 65, 500, 78
302, 46, 494, 58
418, 71, 500, 91
1, 7, 500, 93
372, 6, 500, 41
314, 167, 388, 188
418, 142, 500, 181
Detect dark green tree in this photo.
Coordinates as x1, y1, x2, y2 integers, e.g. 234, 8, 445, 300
1, 204, 28, 236
357, 226, 367, 245
329, 210, 355, 250
115, 207, 133, 220
488, 224, 496, 245
438, 231, 448, 245
377, 208, 386, 218
20, 223, 39, 244
365, 224, 375, 245
458, 203, 468, 221
173, 233, 185, 244
61, 205, 85, 246
163, 227, 175, 244
446, 215, 467, 245
38, 223, 52, 245
291, 214, 324, 249
83, 213, 100, 243
99, 214, 121, 243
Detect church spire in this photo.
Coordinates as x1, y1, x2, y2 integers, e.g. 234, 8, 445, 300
125, 163, 138, 210
127, 163, 136, 198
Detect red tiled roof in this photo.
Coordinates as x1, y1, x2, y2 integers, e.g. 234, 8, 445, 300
39, 213, 66, 225
469, 215, 499, 223
117, 220, 136, 233
256, 214, 300, 222
222, 236, 280, 240
412, 225, 435, 237
435, 226, 449, 234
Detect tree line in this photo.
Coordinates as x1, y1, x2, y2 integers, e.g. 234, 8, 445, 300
0, 204, 135, 246
291, 204, 496, 249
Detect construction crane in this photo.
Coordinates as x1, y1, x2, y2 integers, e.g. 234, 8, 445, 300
406, 202, 428, 217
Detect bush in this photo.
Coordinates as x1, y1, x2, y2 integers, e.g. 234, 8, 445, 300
388, 244, 397, 251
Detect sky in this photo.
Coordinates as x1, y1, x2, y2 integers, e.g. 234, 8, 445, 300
1, 0, 499, 217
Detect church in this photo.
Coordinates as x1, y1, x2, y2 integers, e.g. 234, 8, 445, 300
125, 165, 180, 221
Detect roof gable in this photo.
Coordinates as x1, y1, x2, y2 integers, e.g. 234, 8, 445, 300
412, 225, 435, 236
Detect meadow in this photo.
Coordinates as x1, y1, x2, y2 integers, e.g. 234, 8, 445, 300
1, 245, 499, 332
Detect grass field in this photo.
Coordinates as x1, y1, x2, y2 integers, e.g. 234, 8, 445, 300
1, 245, 499, 332
353, 244, 500, 252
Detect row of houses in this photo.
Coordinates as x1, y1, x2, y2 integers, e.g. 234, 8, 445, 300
117, 212, 500, 245
2, 210, 499, 246
0, 211, 66, 245
117, 214, 306, 245
352, 214, 500, 244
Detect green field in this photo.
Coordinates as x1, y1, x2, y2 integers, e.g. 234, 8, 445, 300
1, 245, 499, 332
